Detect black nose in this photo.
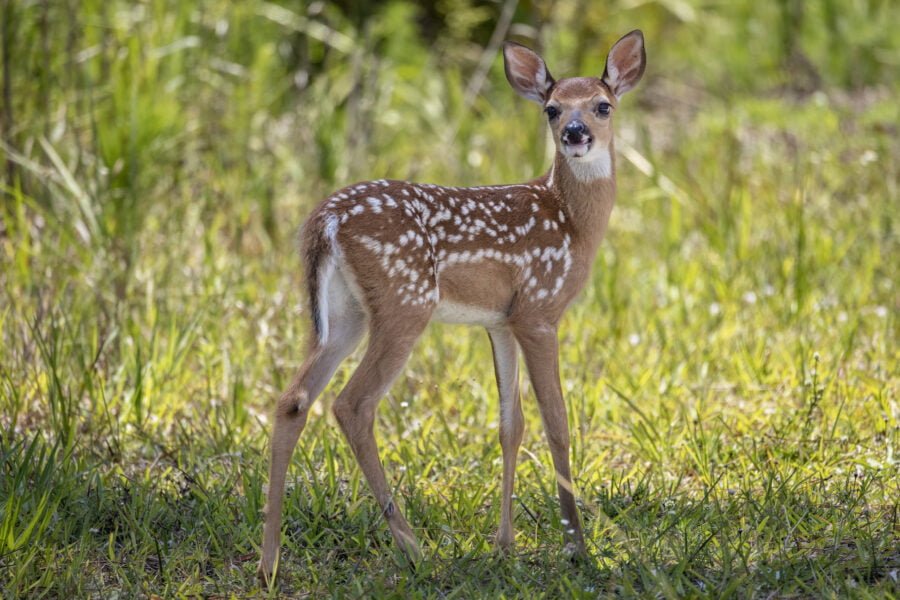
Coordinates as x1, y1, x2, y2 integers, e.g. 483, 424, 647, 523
564, 120, 587, 136
563, 120, 589, 142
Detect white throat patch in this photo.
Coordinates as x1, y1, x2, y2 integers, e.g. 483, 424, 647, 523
567, 146, 612, 182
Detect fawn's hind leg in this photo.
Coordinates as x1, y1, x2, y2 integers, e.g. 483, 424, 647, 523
258, 302, 365, 582
331, 312, 430, 562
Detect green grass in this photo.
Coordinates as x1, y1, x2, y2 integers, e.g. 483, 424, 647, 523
1, 1, 898, 597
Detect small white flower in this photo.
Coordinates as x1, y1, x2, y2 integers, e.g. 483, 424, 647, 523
874, 306, 888, 318
743, 291, 757, 304
709, 302, 721, 316
628, 333, 640, 346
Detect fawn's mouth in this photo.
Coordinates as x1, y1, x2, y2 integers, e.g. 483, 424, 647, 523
562, 138, 593, 158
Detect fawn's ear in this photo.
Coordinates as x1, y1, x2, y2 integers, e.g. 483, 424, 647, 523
602, 30, 646, 99
503, 42, 554, 103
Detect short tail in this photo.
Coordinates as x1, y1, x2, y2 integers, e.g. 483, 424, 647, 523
298, 211, 338, 346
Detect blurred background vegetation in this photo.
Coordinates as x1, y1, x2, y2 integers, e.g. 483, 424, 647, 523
3, 0, 897, 258
1, 0, 897, 597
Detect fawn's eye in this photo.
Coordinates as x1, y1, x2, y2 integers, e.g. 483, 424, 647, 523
596, 102, 612, 117
544, 105, 560, 120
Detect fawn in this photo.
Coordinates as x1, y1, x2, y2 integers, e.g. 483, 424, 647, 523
259, 31, 646, 582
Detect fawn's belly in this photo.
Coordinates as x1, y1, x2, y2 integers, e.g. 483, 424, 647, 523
431, 300, 506, 327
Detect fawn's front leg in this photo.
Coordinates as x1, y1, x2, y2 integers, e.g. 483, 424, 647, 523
488, 327, 523, 551
512, 322, 586, 555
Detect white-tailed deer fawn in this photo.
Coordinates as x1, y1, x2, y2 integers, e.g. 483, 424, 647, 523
259, 31, 646, 582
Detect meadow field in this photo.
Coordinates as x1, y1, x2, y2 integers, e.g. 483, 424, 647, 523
1, 0, 898, 597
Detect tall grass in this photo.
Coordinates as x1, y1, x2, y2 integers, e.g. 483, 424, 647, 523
1, 0, 898, 596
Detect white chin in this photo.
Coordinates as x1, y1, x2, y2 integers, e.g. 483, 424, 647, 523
565, 144, 591, 160
563, 144, 592, 159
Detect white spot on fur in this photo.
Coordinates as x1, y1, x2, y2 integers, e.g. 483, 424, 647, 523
366, 197, 382, 213
357, 235, 382, 254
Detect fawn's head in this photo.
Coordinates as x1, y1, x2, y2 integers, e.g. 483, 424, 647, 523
503, 31, 646, 165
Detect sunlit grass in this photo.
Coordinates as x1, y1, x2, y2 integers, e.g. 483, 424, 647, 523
1, 1, 898, 597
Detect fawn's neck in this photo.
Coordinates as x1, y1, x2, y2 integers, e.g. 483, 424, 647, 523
545, 140, 617, 255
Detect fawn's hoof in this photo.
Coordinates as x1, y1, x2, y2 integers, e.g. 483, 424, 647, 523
494, 530, 515, 553
256, 560, 274, 586
392, 527, 423, 565
563, 541, 591, 564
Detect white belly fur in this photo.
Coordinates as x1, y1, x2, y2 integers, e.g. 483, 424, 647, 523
432, 300, 505, 327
